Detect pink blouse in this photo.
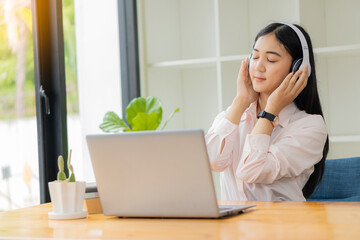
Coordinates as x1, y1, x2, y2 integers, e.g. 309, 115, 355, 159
205, 102, 327, 201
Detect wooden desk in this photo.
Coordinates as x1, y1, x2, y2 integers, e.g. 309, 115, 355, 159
0, 201, 359, 239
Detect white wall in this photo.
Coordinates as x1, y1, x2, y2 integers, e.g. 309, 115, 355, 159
74, 0, 122, 182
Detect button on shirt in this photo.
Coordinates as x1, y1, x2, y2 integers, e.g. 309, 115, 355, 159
205, 102, 328, 201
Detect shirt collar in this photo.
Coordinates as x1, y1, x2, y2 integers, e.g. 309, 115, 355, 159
241, 101, 298, 128
277, 102, 298, 127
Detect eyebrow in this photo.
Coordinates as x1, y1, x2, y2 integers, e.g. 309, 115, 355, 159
253, 48, 282, 57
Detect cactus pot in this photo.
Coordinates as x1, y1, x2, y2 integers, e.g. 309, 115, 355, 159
48, 181, 88, 220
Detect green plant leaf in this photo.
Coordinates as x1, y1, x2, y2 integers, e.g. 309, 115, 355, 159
69, 173, 76, 182
57, 172, 67, 181
99, 111, 131, 133
161, 108, 180, 130
57, 155, 67, 181
131, 112, 161, 131
69, 164, 76, 182
126, 97, 162, 128
58, 156, 64, 172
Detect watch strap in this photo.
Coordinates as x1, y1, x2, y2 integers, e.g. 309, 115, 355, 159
257, 110, 276, 122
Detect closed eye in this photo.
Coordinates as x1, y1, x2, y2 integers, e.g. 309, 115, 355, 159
252, 57, 277, 63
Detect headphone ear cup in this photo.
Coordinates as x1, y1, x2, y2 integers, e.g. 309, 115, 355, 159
248, 53, 252, 69
291, 58, 302, 73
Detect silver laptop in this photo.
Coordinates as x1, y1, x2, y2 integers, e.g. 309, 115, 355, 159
86, 129, 255, 218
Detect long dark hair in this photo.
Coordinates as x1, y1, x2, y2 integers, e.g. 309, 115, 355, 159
254, 23, 329, 199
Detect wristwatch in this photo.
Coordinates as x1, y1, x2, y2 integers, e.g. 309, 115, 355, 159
257, 110, 278, 127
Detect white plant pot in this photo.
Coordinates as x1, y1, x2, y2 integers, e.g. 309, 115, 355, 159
48, 181, 88, 220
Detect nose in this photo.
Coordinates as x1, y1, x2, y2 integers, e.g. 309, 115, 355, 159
253, 58, 266, 72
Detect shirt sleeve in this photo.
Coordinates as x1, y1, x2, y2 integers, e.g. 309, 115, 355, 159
236, 115, 328, 184
205, 111, 239, 172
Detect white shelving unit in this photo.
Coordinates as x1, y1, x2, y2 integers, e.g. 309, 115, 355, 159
137, 0, 360, 159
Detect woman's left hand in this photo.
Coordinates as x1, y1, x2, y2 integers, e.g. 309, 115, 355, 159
265, 65, 309, 116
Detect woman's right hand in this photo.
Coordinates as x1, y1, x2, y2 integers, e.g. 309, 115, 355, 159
236, 57, 259, 106
225, 57, 258, 125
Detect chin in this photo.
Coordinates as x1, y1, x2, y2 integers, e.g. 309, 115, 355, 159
252, 84, 264, 93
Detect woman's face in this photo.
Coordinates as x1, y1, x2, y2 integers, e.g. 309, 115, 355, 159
249, 33, 293, 96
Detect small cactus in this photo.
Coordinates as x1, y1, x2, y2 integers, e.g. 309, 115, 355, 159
67, 149, 76, 182
57, 156, 67, 181
69, 164, 76, 182
56, 149, 76, 182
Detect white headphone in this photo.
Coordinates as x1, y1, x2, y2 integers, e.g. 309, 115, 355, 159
281, 23, 311, 77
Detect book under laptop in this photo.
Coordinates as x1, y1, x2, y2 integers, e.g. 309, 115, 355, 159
86, 129, 255, 218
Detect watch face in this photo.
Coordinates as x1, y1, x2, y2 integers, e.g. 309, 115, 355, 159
257, 110, 266, 118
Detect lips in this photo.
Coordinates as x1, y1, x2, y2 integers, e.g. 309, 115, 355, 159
254, 76, 266, 81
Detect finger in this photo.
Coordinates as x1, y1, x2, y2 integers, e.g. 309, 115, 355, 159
294, 66, 308, 87
242, 57, 249, 72
240, 57, 251, 80
302, 65, 309, 81
238, 59, 251, 87
293, 66, 309, 95
242, 58, 249, 72
285, 70, 302, 95
241, 60, 249, 80
280, 72, 294, 90
289, 69, 302, 86
245, 57, 250, 78
294, 69, 309, 95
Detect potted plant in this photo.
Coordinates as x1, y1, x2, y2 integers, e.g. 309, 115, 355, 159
99, 96, 180, 132
48, 150, 87, 220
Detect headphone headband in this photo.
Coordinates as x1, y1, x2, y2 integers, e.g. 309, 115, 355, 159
280, 23, 311, 77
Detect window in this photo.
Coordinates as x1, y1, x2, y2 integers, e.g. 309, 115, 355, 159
0, 0, 39, 211
67, 0, 123, 183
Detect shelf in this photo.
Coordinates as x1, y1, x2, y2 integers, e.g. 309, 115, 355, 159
220, 55, 248, 62
314, 44, 360, 56
147, 55, 249, 69
148, 57, 217, 69
329, 135, 360, 143
217, 45, 360, 63
148, 44, 360, 69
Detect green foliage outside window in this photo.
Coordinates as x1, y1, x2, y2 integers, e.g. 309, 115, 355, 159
0, 0, 78, 120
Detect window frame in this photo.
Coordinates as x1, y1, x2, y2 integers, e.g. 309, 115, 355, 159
118, 0, 141, 118
32, 0, 69, 203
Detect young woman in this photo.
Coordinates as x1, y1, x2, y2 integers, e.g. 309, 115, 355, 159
205, 23, 329, 201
